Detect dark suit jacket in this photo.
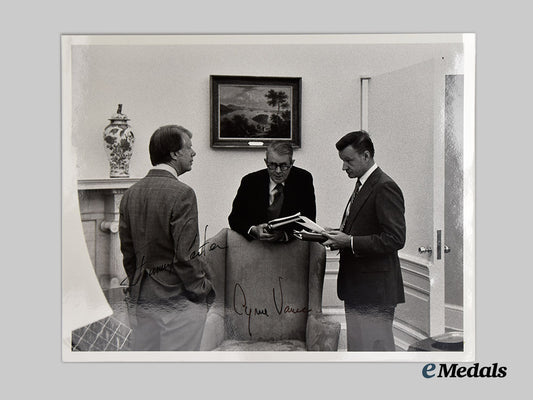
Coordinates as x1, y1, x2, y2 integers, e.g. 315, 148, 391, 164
119, 169, 214, 309
228, 166, 316, 240
337, 167, 406, 305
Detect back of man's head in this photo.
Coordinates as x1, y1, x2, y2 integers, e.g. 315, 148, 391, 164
149, 125, 192, 166
335, 130, 375, 157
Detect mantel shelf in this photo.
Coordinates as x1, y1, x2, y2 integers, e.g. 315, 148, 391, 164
78, 178, 140, 191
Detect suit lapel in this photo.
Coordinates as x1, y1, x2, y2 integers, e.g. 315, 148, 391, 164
260, 170, 271, 211
279, 169, 294, 214
344, 167, 382, 232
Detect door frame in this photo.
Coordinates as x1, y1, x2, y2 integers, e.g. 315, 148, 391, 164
361, 55, 473, 350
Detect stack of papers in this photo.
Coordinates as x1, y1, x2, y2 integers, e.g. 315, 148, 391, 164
267, 213, 328, 243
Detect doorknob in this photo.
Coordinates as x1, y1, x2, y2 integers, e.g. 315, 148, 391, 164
418, 246, 432, 255
444, 245, 451, 253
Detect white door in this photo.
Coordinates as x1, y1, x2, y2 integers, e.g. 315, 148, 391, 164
367, 58, 453, 346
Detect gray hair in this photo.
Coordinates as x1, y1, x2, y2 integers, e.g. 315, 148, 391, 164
266, 141, 293, 158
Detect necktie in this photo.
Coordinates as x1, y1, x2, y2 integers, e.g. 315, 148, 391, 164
340, 179, 362, 231
267, 183, 284, 220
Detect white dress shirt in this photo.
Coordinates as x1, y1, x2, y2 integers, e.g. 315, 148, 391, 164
248, 179, 287, 240
269, 179, 285, 205
152, 163, 178, 180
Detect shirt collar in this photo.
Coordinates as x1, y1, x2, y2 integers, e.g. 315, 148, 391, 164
358, 163, 378, 187
269, 179, 285, 193
152, 163, 179, 180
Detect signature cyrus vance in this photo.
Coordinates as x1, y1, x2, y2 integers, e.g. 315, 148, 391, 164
233, 276, 311, 336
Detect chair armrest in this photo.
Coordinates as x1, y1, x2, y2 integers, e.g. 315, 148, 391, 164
200, 228, 228, 351
199, 304, 225, 351
306, 313, 341, 351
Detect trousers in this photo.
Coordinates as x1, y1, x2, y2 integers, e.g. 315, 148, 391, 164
131, 296, 207, 351
344, 303, 396, 351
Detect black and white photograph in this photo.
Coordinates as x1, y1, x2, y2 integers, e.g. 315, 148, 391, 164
6, 0, 533, 397
62, 33, 475, 362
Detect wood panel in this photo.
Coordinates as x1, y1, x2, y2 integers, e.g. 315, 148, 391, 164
322, 251, 346, 350
322, 251, 434, 351
394, 254, 431, 350
81, 219, 97, 268
323, 252, 343, 310
78, 181, 135, 289
445, 303, 463, 332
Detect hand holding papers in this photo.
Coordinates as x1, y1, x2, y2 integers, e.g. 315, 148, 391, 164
265, 213, 328, 243
294, 215, 325, 233
292, 215, 327, 243
321, 229, 352, 250
266, 212, 303, 231
293, 230, 327, 243
267, 213, 323, 231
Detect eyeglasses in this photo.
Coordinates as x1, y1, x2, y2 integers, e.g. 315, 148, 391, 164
266, 162, 292, 171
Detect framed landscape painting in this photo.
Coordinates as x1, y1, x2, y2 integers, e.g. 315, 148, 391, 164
210, 75, 301, 148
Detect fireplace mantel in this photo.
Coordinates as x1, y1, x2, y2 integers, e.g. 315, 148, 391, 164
78, 178, 140, 191
78, 178, 140, 289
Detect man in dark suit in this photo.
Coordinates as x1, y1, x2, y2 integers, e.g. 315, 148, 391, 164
323, 130, 406, 351
228, 141, 316, 242
119, 125, 215, 351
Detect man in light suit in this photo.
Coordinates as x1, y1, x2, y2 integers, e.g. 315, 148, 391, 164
228, 141, 316, 242
323, 130, 406, 351
119, 125, 215, 351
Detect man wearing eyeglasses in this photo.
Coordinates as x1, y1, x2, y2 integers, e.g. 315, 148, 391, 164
228, 141, 316, 242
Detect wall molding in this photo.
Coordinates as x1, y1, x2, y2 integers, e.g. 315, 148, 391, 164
397, 253, 432, 347
325, 250, 339, 263
393, 319, 428, 351
399, 252, 431, 270
323, 249, 457, 349
327, 251, 430, 268
78, 178, 139, 191
445, 303, 464, 332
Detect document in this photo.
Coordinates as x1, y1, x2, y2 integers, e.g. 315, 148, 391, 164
293, 230, 327, 243
267, 212, 302, 230
295, 215, 325, 233
268, 213, 327, 243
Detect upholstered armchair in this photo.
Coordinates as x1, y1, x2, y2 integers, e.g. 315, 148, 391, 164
200, 228, 340, 351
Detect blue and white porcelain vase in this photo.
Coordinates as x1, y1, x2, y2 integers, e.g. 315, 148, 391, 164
103, 104, 135, 178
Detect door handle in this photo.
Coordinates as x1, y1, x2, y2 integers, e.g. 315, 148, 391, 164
444, 245, 451, 253
418, 246, 432, 255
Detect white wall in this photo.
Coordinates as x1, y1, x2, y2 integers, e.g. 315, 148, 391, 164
71, 38, 462, 258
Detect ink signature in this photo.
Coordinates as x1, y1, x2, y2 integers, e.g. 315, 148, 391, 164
189, 224, 227, 260
233, 276, 311, 336
120, 225, 226, 288
120, 255, 174, 287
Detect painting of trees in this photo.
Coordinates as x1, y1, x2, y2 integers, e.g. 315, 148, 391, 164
211, 76, 301, 147
218, 85, 292, 139
265, 89, 289, 114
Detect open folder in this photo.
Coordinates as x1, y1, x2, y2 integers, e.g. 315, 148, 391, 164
295, 215, 325, 233
292, 230, 327, 243
267, 213, 327, 242
292, 215, 327, 242
266, 212, 303, 230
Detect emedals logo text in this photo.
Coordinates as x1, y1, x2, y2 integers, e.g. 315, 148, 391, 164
423, 363, 507, 378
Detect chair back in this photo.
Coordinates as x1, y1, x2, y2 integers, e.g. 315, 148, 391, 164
204, 229, 326, 343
